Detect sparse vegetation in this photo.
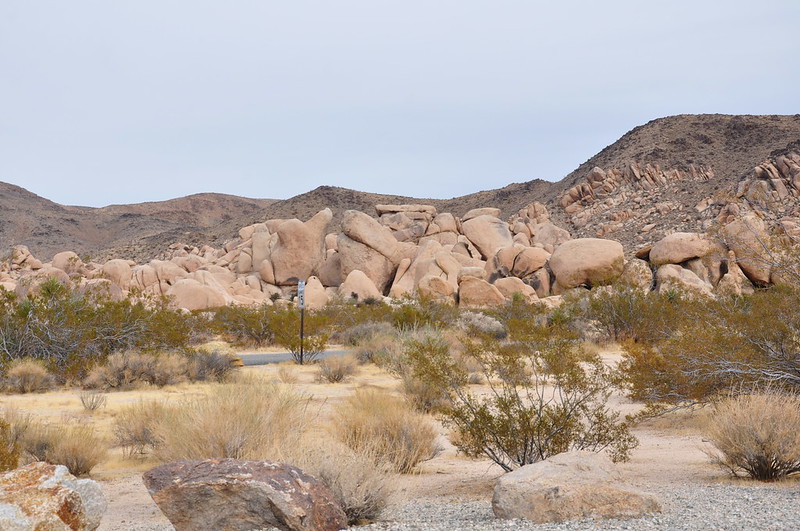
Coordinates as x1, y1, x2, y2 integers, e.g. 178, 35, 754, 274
316, 355, 357, 383
14, 418, 107, 476
332, 389, 440, 474
3, 358, 54, 394
705, 389, 800, 481
404, 324, 637, 471
79, 390, 107, 411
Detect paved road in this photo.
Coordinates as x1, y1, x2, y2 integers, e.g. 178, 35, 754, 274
238, 349, 349, 366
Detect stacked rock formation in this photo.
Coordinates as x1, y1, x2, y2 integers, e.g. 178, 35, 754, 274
1, 195, 794, 311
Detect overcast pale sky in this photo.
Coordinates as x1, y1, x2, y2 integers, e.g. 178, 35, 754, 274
1, 1, 798, 208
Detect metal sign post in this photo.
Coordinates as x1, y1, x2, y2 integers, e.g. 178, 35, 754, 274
297, 280, 306, 364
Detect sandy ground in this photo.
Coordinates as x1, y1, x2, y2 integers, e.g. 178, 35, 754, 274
1, 346, 796, 530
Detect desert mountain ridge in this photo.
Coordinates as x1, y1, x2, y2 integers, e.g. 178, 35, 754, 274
2, 113, 800, 262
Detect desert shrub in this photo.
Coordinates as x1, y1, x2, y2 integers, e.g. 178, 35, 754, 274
332, 389, 439, 474
617, 287, 800, 409
400, 372, 450, 413
269, 307, 329, 364
187, 350, 237, 382
404, 325, 637, 472
0, 418, 19, 472
114, 400, 168, 457
0, 283, 197, 379
3, 358, 54, 393
339, 322, 397, 347
154, 381, 310, 462
456, 311, 506, 339
356, 330, 404, 367
294, 443, 394, 525
316, 355, 357, 383
79, 390, 107, 411
83, 351, 157, 390
389, 299, 459, 331
705, 390, 800, 481
276, 365, 298, 384
209, 303, 274, 346
19, 420, 106, 476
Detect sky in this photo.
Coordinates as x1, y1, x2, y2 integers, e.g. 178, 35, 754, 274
1, 1, 798, 208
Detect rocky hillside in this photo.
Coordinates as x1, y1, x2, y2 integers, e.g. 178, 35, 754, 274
2, 114, 799, 261
0, 182, 275, 262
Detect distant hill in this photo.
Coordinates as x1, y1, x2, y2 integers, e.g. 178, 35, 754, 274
3, 114, 799, 262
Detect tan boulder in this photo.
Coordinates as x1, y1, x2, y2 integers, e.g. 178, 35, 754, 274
338, 234, 395, 295
250, 229, 273, 271
720, 214, 772, 286
431, 213, 459, 233
463, 207, 501, 221
51, 251, 84, 275
511, 247, 550, 278
79, 278, 125, 301
531, 222, 571, 253
549, 238, 624, 291
648, 232, 720, 267
461, 215, 514, 260
131, 264, 159, 294
338, 270, 383, 302
655, 264, 713, 298
166, 278, 228, 311
375, 203, 437, 216
418, 274, 457, 304
492, 451, 661, 523
14, 267, 71, 299
716, 251, 755, 296
270, 209, 332, 285
494, 277, 539, 303
101, 259, 133, 291
341, 209, 405, 264
529, 267, 552, 298
458, 277, 506, 308
317, 252, 342, 287
621, 258, 653, 291
304, 276, 329, 310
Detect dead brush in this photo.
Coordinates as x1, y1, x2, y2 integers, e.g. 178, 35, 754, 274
705, 389, 800, 481
79, 390, 107, 412
3, 358, 55, 394
332, 389, 440, 474
316, 355, 357, 383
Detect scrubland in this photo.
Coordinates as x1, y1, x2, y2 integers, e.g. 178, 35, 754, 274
1, 282, 799, 529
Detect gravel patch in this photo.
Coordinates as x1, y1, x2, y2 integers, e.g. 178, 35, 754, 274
355, 483, 800, 530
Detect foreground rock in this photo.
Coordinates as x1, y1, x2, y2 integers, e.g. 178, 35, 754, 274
492, 451, 661, 524
0, 462, 107, 531
143, 459, 347, 531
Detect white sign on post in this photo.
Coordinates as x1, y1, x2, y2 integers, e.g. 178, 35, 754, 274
297, 280, 306, 309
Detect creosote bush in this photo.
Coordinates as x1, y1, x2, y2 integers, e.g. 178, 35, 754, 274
705, 389, 800, 481
332, 389, 440, 474
404, 325, 637, 472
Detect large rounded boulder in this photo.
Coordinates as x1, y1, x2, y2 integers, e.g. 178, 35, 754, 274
549, 238, 624, 292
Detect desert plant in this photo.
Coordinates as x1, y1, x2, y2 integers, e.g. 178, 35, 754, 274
113, 400, 168, 458
187, 349, 237, 382
332, 389, 440, 474
316, 355, 357, 383
404, 326, 637, 472
276, 365, 298, 384
19, 420, 106, 476
154, 381, 310, 462
339, 322, 397, 347
294, 443, 394, 525
456, 311, 507, 339
79, 390, 107, 412
3, 358, 54, 393
0, 418, 19, 472
270, 307, 330, 364
705, 389, 800, 481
